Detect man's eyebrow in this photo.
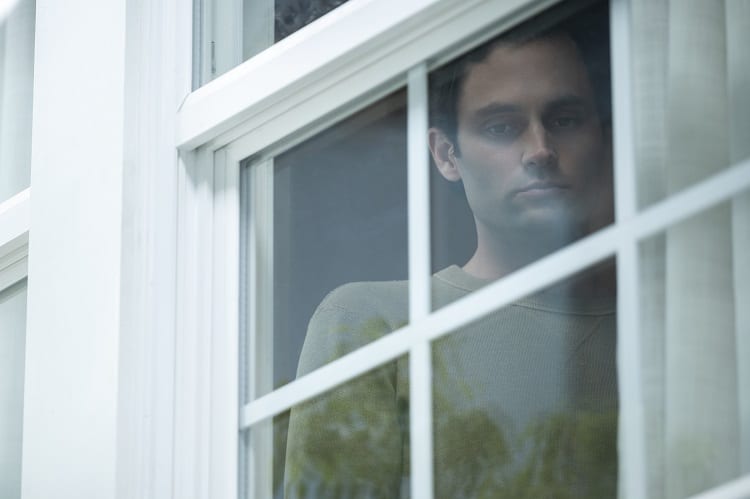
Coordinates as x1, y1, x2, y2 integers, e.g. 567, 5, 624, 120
471, 95, 591, 118
473, 103, 523, 117
545, 95, 590, 110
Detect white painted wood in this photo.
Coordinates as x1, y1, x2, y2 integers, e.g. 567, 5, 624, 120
239, 156, 750, 428
407, 63, 431, 322
115, 0, 192, 498
406, 63, 434, 499
0, 188, 29, 291
0, 251, 26, 292
210, 148, 240, 499
0, 188, 29, 262
687, 473, 750, 499
241, 157, 275, 499
176, 0, 557, 152
610, 1, 648, 498
174, 146, 214, 499
22, 0, 127, 497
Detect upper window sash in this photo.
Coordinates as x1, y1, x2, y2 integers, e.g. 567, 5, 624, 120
176, 0, 558, 154
0, 188, 30, 292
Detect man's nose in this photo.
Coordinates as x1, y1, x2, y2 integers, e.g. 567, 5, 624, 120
521, 123, 557, 172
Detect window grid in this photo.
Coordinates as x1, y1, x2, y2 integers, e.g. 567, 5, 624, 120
226, 2, 750, 498
239, 156, 750, 427
406, 62, 434, 499
237, 155, 750, 496
609, 0, 648, 496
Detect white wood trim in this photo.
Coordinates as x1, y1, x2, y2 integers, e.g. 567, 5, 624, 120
0, 251, 27, 292
0, 188, 30, 261
115, 0, 192, 497
0, 188, 29, 291
240, 156, 275, 499
406, 63, 434, 499
22, 1, 128, 497
687, 474, 750, 499
176, 0, 557, 152
407, 63, 431, 322
210, 148, 240, 499
609, 1, 648, 497
239, 157, 750, 427
174, 146, 215, 499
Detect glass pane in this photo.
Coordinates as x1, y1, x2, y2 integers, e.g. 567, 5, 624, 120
639, 192, 750, 497
241, 354, 409, 499
240, 89, 408, 401
0, 0, 35, 204
0, 280, 27, 499
631, 1, 750, 209
431, 262, 618, 498
429, 0, 614, 308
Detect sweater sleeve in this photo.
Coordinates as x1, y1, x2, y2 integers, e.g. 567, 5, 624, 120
284, 284, 408, 499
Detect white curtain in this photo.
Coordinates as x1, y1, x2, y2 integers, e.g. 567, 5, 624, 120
0, 0, 34, 203
632, 1, 750, 497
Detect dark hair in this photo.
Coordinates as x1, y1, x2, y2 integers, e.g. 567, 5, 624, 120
429, 1, 611, 148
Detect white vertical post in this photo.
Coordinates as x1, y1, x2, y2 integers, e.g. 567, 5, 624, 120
244, 158, 275, 499
22, 1, 127, 497
610, 0, 648, 498
407, 62, 434, 499
210, 148, 240, 499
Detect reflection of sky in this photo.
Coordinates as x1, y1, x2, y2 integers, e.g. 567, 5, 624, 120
0, 0, 20, 22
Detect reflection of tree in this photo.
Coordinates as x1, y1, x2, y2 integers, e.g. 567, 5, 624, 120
283, 317, 618, 498
275, 0, 349, 40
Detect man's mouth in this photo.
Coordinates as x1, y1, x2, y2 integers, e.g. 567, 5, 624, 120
513, 181, 570, 198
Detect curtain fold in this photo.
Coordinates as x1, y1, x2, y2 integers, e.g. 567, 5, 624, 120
632, 1, 749, 497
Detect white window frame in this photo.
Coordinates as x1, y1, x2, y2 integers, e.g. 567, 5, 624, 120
175, 1, 750, 498
0, 188, 30, 293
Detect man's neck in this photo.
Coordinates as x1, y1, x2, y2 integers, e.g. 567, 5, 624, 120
461, 222, 616, 298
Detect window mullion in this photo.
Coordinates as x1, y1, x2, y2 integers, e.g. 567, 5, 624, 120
610, 0, 648, 497
407, 62, 434, 499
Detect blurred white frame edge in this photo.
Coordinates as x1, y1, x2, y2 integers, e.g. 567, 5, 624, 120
0, 188, 30, 291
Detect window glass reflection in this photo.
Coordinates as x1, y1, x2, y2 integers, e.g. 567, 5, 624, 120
431, 262, 618, 498
429, 1, 612, 293
0, 0, 35, 203
240, 89, 407, 399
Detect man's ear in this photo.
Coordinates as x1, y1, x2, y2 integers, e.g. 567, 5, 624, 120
428, 127, 462, 182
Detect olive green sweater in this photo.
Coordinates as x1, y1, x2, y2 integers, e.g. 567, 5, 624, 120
284, 266, 618, 499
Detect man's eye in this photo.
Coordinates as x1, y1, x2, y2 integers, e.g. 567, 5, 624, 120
550, 115, 580, 129
485, 123, 519, 136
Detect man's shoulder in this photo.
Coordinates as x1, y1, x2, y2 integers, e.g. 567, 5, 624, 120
314, 279, 410, 327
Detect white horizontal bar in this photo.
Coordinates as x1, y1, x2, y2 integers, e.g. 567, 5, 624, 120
240, 156, 750, 428
0, 188, 31, 289
687, 474, 750, 499
632, 156, 750, 240
177, 0, 555, 152
0, 254, 28, 292
0, 188, 31, 253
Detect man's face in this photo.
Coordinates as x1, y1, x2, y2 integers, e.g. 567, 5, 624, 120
434, 36, 613, 239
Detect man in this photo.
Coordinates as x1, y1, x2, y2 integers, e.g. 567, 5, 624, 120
285, 4, 617, 498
